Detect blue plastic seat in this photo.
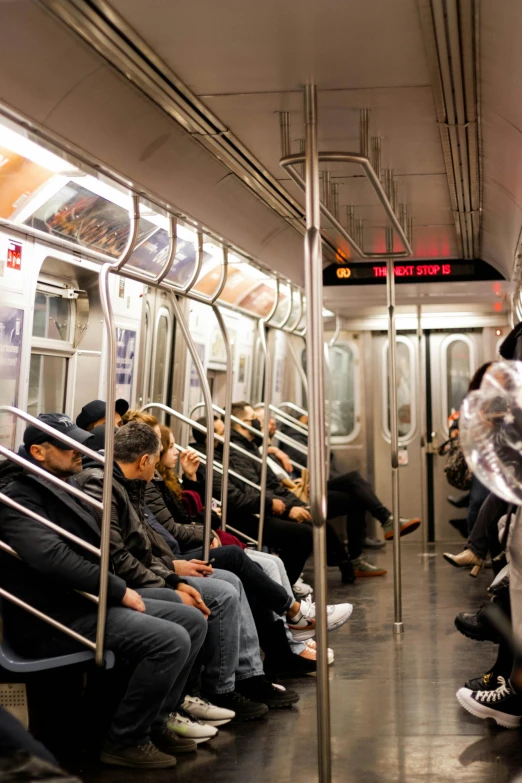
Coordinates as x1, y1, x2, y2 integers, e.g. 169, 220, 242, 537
0, 601, 115, 672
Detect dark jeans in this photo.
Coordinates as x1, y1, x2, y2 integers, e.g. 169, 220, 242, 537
228, 514, 313, 584
327, 471, 390, 524
28, 588, 207, 747
177, 545, 293, 615
467, 492, 508, 560
466, 476, 490, 535
327, 490, 366, 560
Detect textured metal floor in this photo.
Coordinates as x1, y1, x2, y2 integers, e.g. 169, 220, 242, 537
74, 542, 522, 783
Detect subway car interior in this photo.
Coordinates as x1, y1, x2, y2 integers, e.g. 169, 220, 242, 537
2, 1, 522, 781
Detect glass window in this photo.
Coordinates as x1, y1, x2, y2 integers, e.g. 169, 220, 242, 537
152, 314, 169, 403
385, 338, 415, 440
165, 225, 199, 288
28, 354, 68, 417
329, 344, 357, 437
446, 339, 471, 415
32, 293, 71, 341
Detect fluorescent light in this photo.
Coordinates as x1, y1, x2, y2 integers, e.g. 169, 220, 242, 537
0, 123, 77, 174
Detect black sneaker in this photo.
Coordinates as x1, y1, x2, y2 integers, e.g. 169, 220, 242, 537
202, 690, 268, 721
456, 677, 522, 728
151, 725, 197, 755
454, 602, 500, 643
236, 675, 300, 708
264, 651, 317, 679
465, 670, 505, 691
100, 741, 177, 768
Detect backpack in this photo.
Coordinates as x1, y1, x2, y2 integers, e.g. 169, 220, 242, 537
439, 435, 472, 491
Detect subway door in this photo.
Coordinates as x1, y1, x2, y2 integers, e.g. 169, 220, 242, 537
138, 287, 174, 421
426, 331, 482, 542
372, 332, 423, 537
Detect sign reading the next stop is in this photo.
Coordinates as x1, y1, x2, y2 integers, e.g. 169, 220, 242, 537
323, 259, 504, 286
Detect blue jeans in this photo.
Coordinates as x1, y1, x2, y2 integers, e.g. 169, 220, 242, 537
186, 569, 264, 693
467, 476, 490, 536
31, 588, 207, 747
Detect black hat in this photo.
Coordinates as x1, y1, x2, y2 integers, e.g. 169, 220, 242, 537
24, 413, 93, 451
76, 399, 129, 430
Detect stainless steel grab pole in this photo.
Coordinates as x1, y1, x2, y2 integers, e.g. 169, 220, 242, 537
212, 304, 232, 531
303, 83, 331, 783
170, 294, 213, 561
386, 248, 404, 634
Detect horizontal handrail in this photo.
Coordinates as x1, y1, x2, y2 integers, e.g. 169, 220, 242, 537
280, 402, 308, 417
0, 586, 96, 652
0, 492, 101, 556
267, 405, 308, 435
0, 446, 103, 512
225, 525, 258, 546
191, 447, 262, 492
271, 430, 308, 457
142, 403, 263, 466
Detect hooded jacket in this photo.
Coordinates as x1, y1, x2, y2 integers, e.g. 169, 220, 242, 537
0, 449, 127, 651
73, 458, 183, 590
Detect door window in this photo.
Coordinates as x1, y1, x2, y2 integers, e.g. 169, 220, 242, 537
441, 334, 475, 432
328, 343, 360, 439
152, 311, 171, 404
28, 354, 68, 417
383, 337, 416, 442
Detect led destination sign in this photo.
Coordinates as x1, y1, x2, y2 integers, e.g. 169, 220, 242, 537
323, 259, 504, 286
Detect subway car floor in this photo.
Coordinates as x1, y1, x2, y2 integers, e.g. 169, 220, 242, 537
67, 542, 521, 783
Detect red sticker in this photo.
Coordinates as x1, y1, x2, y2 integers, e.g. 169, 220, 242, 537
7, 240, 21, 270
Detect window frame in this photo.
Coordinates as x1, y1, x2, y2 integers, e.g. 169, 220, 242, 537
381, 335, 417, 445
150, 306, 172, 408
440, 333, 476, 436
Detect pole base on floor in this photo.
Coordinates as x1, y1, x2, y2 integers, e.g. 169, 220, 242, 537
393, 622, 405, 635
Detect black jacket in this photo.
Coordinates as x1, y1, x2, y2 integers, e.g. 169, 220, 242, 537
224, 431, 306, 518
0, 452, 126, 651
279, 426, 308, 471
145, 474, 206, 550
73, 459, 183, 591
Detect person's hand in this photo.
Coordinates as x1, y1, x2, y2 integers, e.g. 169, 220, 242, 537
210, 534, 221, 548
272, 498, 286, 516
288, 506, 312, 523
174, 559, 213, 577
176, 582, 210, 617
180, 449, 200, 481
275, 449, 293, 474
121, 588, 146, 612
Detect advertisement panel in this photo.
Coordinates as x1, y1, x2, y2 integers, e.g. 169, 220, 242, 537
115, 328, 136, 403
0, 307, 23, 448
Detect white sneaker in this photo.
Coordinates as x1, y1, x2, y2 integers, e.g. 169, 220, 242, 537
182, 695, 235, 727
293, 576, 313, 598
305, 639, 334, 665
300, 596, 353, 633
168, 709, 218, 743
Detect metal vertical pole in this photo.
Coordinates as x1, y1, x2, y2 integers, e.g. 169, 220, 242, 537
386, 229, 404, 635
212, 304, 232, 531
170, 294, 213, 561
303, 83, 331, 783
417, 304, 428, 553
257, 282, 278, 550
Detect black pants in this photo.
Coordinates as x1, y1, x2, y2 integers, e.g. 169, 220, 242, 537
467, 491, 507, 559
228, 513, 313, 585
177, 545, 293, 615
327, 471, 390, 524
0, 706, 57, 766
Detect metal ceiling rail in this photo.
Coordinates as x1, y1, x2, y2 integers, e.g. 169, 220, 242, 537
212, 272, 232, 531
279, 151, 413, 260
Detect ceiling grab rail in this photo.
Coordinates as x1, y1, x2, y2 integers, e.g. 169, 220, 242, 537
169, 294, 214, 561
211, 253, 231, 532
254, 278, 279, 551
96, 191, 140, 666
189, 401, 307, 470
386, 228, 404, 636
298, 83, 331, 783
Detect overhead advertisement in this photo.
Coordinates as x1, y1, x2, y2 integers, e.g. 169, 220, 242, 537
0, 307, 23, 448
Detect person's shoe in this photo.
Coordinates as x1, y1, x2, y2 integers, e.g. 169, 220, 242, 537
100, 741, 177, 769
448, 493, 470, 509
382, 515, 421, 540
166, 710, 218, 743
363, 536, 386, 549
182, 695, 235, 726
202, 690, 268, 721
443, 549, 484, 577
465, 670, 506, 691
456, 677, 522, 728
305, 638, 334, 665
293, 576, 313, 598
454, 602, 500, 643
236, 675, 300, 709
265, 651, 317, 678
151, 725, 197, 755
340, 560, 356, 584
298, 596, 353, 633
352, 556, 387, 577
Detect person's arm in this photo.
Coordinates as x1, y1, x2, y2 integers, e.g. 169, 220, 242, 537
0, 493, 126, 604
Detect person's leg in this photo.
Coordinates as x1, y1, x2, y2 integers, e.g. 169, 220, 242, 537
466, 476, 490, 536
328, 470, 390, 524
467, 493, 508, 559
327, 489, 365, 561
0, 706, 58, 766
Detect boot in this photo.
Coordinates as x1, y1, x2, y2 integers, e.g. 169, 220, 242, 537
443, 549, 484, 577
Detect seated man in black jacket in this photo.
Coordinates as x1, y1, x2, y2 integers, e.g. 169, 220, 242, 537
0, 414, 207, 769
75, 421, 295, 719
